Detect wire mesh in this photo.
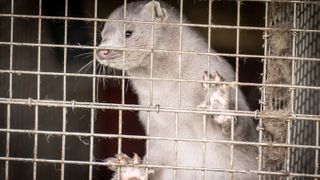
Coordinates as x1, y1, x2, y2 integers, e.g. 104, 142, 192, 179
291, 2, 320, 179
0, 0, 319, 180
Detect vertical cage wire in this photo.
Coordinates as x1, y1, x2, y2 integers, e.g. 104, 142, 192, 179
33, 0, 42, 179
173, 0, 184, 178
60, 0, 69, 179
88, 0, 98, 179
145, 0, 153, 178
5, 0, 15, 179
118, 0, 127, 157
259, 1, 269, 179
229, 1, 242, 180
288, 3, 296, 180
202, 0, 212, 179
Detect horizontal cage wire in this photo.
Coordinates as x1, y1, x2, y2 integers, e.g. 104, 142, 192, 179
0, 0, 319, 180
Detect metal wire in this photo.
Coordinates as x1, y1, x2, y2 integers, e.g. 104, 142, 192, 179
0, 13, 320, 33
0, 41, 319, 62
5, 0, 14, 179
88, 0, 98, 179
60, 0, 68, 179
33, 0, 42, 179
2, 155, 320, 178
0, 0, 319, 180
1, 97, 320, 121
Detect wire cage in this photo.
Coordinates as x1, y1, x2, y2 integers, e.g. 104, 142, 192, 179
0, 0, 319, 180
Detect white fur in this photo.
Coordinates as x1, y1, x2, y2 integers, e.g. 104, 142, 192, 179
98, 1, 258, 179
99, 31, 122, 49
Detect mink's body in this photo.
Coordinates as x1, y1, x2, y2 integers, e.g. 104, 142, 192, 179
97, 1, 258, 179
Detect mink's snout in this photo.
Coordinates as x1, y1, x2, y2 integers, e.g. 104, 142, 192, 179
97, 49, 110, 59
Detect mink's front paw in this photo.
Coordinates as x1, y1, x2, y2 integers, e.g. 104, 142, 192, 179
199, 71, 233, 126
106, 153, 153, 180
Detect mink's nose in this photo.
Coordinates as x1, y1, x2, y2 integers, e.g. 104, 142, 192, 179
97, 49, 109, 59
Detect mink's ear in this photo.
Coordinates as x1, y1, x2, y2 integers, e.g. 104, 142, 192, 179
142, 1, 167, 22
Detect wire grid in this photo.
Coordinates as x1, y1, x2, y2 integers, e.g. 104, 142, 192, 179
0, 0, 320, 180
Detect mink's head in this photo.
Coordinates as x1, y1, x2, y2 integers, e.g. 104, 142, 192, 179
96, 1, 176, 71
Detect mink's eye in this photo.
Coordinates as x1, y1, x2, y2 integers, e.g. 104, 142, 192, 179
125, 30, 133, 38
